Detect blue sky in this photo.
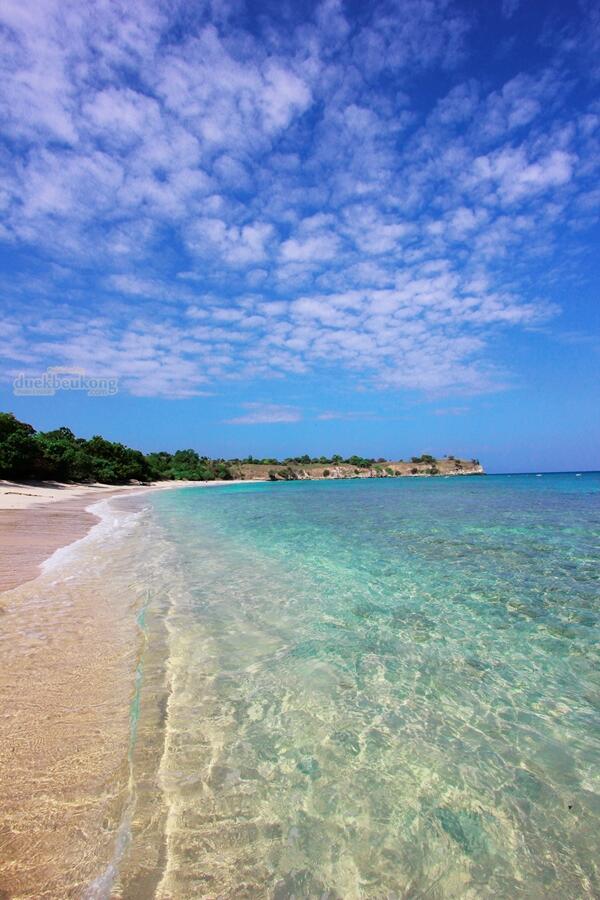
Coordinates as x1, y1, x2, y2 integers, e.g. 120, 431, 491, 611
1, 0, 599, 472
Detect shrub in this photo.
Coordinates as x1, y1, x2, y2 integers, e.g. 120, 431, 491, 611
0, 431, 40, 479
346, 455, 371, 468
277, 467, 298, 481
323, 469, 330, 477
411, 453, 436, 465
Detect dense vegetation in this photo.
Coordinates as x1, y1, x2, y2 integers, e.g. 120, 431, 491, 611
0, 412, 233, 484
145, 449, 232, 482
0, 411, 478, 485
236, 453, 388, 468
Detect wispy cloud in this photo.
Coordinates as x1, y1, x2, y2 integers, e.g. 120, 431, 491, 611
317, 411, 376, 420
225, 403, 302, 425
0, 0, 598, 400
433, 406, 470, 416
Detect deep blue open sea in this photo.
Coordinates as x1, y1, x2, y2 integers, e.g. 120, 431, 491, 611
119, 473, 600, 898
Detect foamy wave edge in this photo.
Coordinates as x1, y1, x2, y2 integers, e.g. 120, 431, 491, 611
40, 495, 151, 578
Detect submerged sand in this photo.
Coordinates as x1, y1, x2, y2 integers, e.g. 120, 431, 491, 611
0, 478, 258, 897
0, 498, 144, 897
1, 490, 117, 594
0, 479, 225, 898
0, 479, 210, 593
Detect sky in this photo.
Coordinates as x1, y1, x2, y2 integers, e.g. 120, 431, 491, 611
1, 0, 599, 472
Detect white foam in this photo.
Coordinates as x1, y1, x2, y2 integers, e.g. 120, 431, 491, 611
41, 497, 149, 578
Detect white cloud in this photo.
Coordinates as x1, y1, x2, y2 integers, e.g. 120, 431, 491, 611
470, 147, 576, 204
317, 410, 375, 420
261, 63, 312, 130
280, 233, 341, 262
225, 403, 301, 424
0, 0, 597, 401
187, 218, 274, 265
433, 406, 469, 416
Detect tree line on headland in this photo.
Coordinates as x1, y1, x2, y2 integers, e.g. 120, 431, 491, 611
0, 412, 480, 484
0, 413, 231, 483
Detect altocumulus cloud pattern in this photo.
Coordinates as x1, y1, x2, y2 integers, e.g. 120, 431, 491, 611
1, 0, 599, 398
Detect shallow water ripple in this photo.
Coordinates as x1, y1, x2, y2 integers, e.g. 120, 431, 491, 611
123, 474, 600, 898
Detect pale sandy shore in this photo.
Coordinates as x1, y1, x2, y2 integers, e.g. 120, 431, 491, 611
0, 477, 254, 898
1, 480, 157, 593
0, 478, 248, 593
0, 478, 156, 511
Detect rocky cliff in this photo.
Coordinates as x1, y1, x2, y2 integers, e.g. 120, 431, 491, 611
235, 457, 484, 481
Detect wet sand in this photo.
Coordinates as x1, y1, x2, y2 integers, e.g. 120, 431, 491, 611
1, 491, 119, 593
0, 480, 200, 594
0, 478, 261, 595
0, 482, 183, 897
0, 478, 254, 898
0, 496, 144, 897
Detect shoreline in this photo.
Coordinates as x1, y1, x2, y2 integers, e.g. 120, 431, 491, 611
0, 478, 248, 595
0, 494, 154, 898
2, 474, 597, 895
0, 472, 477, 897
0, 477, 253, 897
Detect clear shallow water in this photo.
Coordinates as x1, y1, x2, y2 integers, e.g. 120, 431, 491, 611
123, 474, 600, 898
0, 500, 166, 899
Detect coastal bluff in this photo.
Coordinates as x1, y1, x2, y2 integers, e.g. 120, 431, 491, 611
234, 456, 484, 482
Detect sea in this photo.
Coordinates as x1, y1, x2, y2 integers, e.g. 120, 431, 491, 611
29, 474, 600, 897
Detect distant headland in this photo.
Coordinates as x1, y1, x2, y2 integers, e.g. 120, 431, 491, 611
234, 455, 484, 481
0, 412, 483, 485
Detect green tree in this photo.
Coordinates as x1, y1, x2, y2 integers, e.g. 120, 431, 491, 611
36, 428, 93, 481
0, 413, 40, 479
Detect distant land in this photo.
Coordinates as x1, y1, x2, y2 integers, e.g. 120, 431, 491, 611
0, 412, 483, 484
234, 456, 484, 481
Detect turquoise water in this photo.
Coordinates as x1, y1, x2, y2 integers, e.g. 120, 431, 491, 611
133, 474, 600, 898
